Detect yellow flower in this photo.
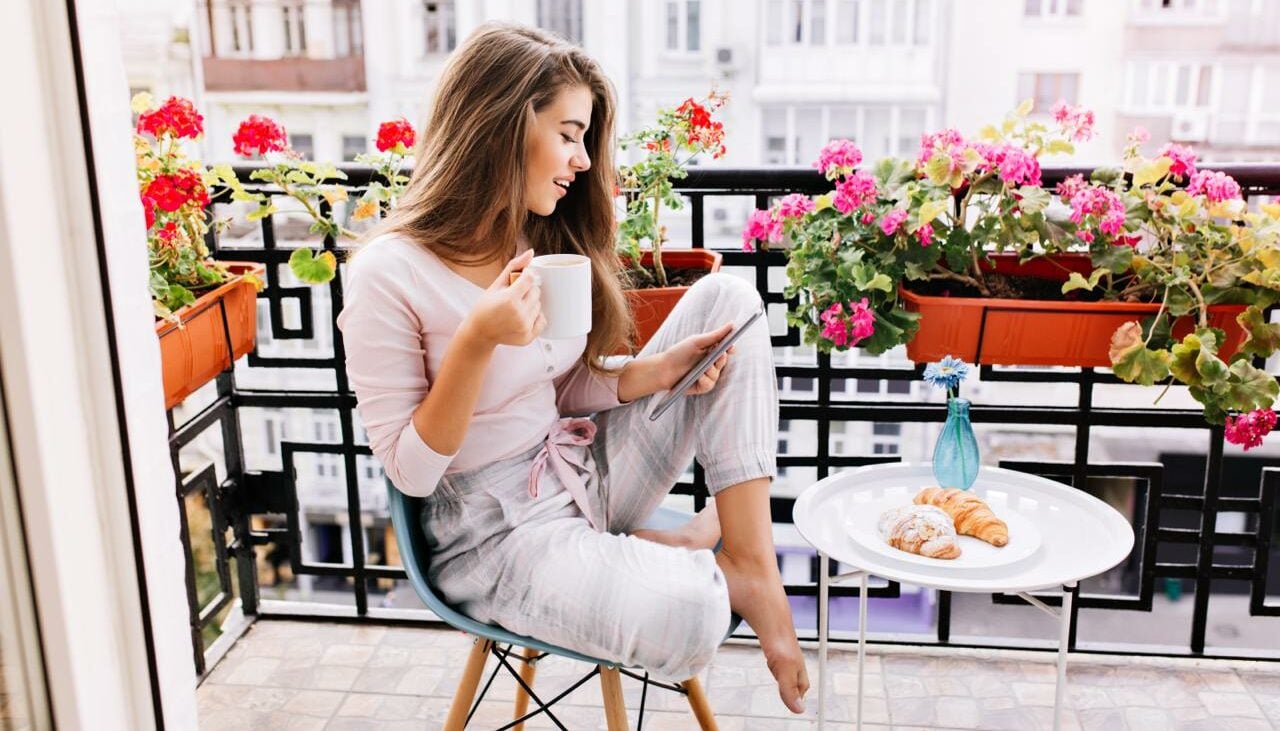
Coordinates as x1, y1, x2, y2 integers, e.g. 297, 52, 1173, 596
352, 200, 378, 221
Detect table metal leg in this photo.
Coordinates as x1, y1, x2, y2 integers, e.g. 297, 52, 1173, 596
818, 552, 829, 730
857, 572, 868, 731
1054, 582, 1075, 731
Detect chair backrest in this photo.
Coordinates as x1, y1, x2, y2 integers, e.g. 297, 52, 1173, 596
385, 480, 616, 664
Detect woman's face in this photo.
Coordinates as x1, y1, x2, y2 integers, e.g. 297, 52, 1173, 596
524, 85, 593, 216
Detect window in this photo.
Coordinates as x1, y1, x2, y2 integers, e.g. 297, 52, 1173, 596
333, 0, 363, 57
872, 421, 902, 455
539, 0, 583, 45
282, 0, 307, 56
836, 0, 860, 43
664, 0, 701, 52
342, 135, 366, 162
265, 419, 277, 456
1016, 72, 1080, 112
791, 377, 815, 392
228, 0, 253, 54
856, 379, 880, 394
423, 1, 456, 55
886, 379, 911, 394
290, 133, 314, 160
1024, 0, 1083, 17
764, 0, 829, 46
760, 104, 932, 165
1124, 61, 1213, 112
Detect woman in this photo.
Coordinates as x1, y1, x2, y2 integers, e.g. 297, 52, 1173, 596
337, 22, 808, 714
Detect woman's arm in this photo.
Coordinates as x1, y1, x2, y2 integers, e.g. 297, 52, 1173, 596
411, 250, 544, 455
340, 248, 542, 497
617, 321, 736, 402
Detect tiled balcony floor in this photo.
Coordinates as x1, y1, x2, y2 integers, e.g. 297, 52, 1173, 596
197, 619, 1280, 730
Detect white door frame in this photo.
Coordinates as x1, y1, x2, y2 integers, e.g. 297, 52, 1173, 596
0, 0, 199, 728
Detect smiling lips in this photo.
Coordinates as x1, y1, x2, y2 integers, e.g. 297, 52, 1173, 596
554, 177, 572, 198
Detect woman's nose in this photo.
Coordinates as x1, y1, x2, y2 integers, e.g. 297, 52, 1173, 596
571, 147, 591, 172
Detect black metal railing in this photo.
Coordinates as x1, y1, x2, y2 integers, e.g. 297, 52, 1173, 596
170, 163, 1280, 676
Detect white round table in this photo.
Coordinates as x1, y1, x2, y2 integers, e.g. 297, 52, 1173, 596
792, 462, 1135, 731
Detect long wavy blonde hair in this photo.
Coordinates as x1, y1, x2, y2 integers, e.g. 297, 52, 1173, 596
369, 22, 632, 368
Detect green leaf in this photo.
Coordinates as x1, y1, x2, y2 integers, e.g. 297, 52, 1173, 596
923, 155, 954, 186
288, 247, 337, 284
1133, 157, 1174, 188
1111, 343, 1172, 386
1016, 186, 1051, 214
1237, 306, 1280, 360
1061, 268, 1109, 294
1044, 139, 1075, 156
1221, 359, 1280, 412
1170, 330, 1210, 387
916, 198, 948, 227
1091, 244, 1133, 273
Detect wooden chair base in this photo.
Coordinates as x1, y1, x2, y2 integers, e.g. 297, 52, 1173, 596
444, 636, 719, 729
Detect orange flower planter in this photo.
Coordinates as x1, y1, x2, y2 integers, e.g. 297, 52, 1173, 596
902, 254, 1247, 367
624, 248, 723, 351
155, 262, 264, 409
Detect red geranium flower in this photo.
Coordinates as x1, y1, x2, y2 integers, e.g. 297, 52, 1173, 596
142, 195, 156, 229
233, 115, 289, 158
375, 118, 416, 153
137, 96, 204, 140
143, 168, 209, 213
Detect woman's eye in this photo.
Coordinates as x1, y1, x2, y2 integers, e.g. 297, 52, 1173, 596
562, 134, 579, 144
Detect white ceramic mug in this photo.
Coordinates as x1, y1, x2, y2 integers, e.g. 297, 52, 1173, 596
523, 254, 592, 339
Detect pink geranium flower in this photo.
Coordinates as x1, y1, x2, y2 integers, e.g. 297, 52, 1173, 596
974, 143, 1042, 187
1068, 184, 1126, 239
1055, 173, 1088, 202
1224, 409, 1277, 451
820, 298, 875, 348
833, 171, 879, 214
741, 208, 782, 251
880, 209, 908, 236
1187, 170, 1242, 204
815, 139, 863, 180
916, 128, 967, 178
776, 193, 815, 221
1157, 143, 1198, 181
1050, 101, 1096, 143
917, 223, 934, 247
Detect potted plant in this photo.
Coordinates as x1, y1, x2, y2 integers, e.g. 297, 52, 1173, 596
135, 94, 264, 410
746, 100, 1280, 445
616, 91, 729, 347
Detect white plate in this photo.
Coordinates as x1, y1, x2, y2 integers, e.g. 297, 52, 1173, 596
844, 493, 1043, 570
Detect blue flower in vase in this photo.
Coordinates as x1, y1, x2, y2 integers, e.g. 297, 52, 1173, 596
924, 356, 979, 491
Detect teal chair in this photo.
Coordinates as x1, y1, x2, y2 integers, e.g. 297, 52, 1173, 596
387, 481, 739, 730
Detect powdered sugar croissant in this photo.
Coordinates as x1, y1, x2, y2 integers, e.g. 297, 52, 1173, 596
877, 505, 961, 560
914, 487, 1009, 547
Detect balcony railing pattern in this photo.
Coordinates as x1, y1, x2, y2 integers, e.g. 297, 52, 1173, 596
170, 163, 1280, 676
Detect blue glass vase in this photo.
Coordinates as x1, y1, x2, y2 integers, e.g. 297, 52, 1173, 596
932, 397, 979, 490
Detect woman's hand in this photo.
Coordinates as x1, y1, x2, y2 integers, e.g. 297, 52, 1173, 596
662, 322, 735, 396
458, 250, 545, 348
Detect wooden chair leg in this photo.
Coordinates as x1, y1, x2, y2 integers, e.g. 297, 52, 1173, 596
444, 637, 493, 731
510, 646, 540, 730
598, 666, 629, 731
682, 676, 717, 730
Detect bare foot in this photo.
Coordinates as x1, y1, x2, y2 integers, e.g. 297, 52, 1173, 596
716, 549, 810, 714
632, 503, 721, 550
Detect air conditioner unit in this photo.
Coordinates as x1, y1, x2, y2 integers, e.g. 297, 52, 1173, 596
1171, 110, 1210, 142
712, 46, 738, 76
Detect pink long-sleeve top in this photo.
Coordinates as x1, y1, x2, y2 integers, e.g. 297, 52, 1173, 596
336, 234, 626, 497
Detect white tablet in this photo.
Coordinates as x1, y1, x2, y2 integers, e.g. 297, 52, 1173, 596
647, 308, 764, 422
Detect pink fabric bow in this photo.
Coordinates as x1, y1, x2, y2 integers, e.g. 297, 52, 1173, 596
528, 417, 601, 530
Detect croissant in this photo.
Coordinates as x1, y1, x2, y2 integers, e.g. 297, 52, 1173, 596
876, 505, 961, 560
914, 487, 1009, 547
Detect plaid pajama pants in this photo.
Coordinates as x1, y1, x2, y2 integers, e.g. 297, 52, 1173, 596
419, 273, 778, 680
